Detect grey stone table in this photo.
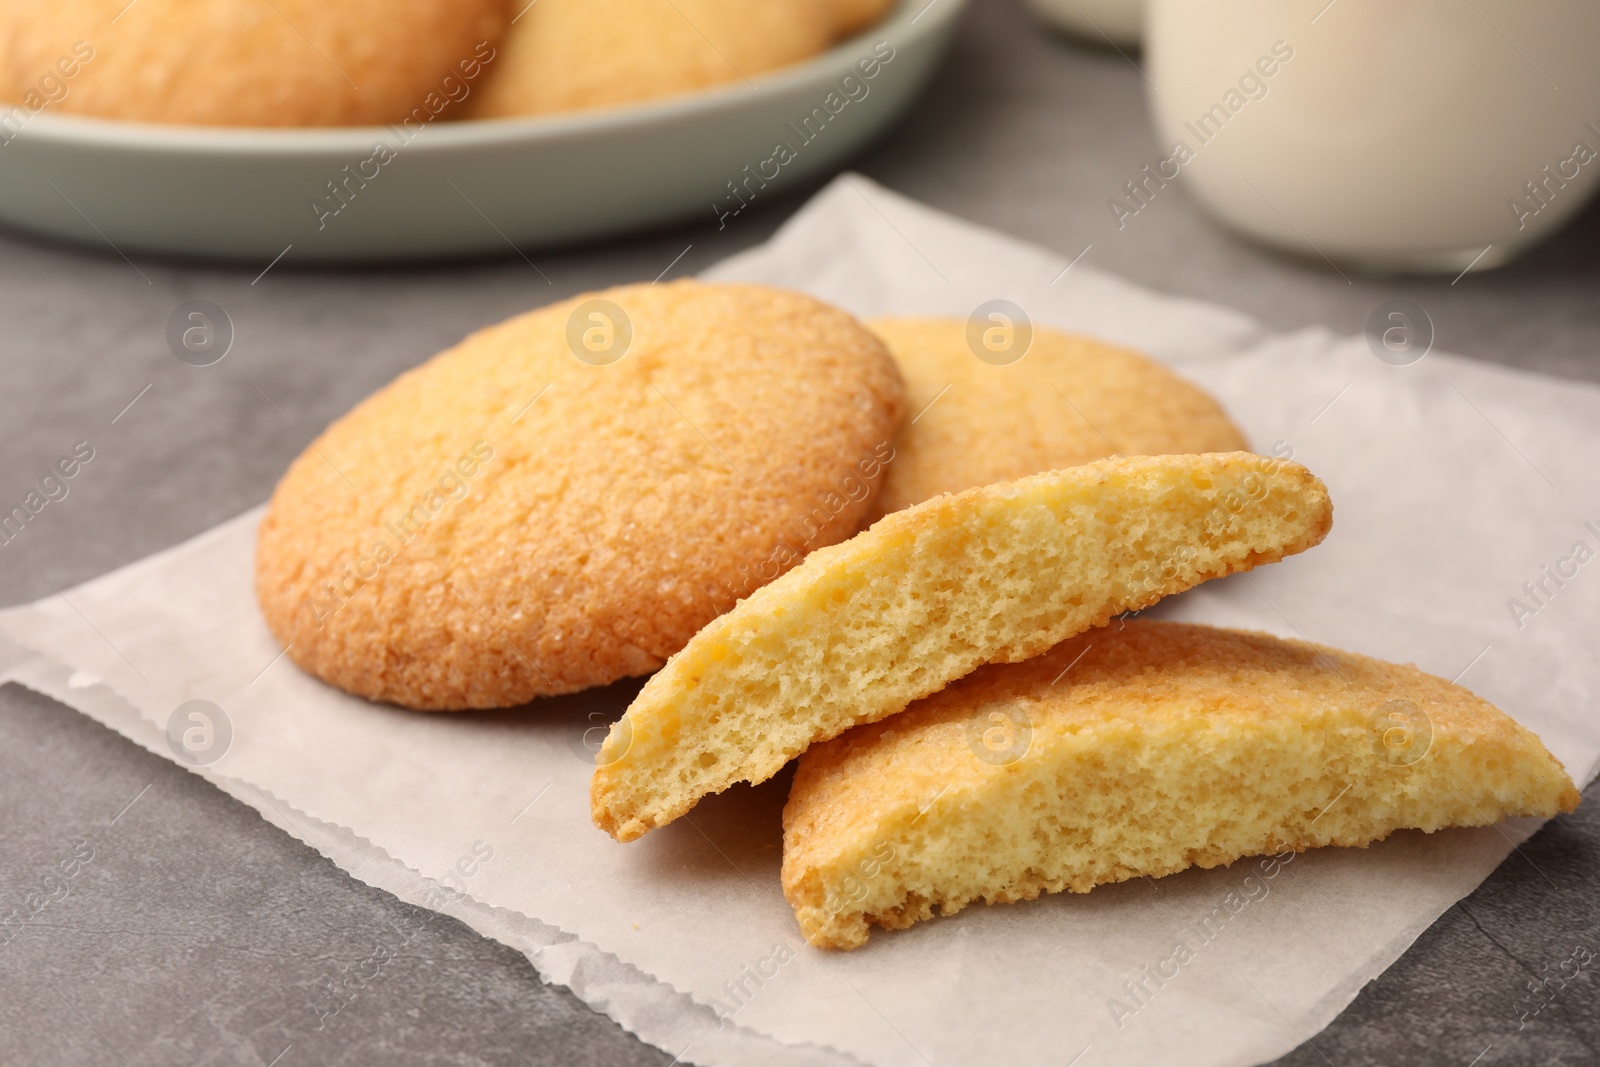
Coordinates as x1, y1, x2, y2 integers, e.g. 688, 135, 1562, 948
3, 0, 1597, 1063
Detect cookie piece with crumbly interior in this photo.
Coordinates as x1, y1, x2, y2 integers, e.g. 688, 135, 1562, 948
591, 452, 1334, 841
782, 621, 1580, 949
255, 280, 905, 710
868, 317, 1250, 518
0, 0, 508, 127
467, 0, 833, 119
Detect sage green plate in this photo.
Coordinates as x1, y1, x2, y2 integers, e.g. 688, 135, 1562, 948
0, 0, 962, 263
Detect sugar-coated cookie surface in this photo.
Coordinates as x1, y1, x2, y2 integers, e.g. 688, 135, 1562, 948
0, 0, 509, 127
783, 621, 1580, 949
468, 0, 832, 118
254, 280, 905, 710
591, 452, 1334, 841
869, 317, 1249, 516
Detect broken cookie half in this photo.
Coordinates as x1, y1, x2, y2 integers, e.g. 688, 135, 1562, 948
592, 452, 1334, 841
782, 621, 1579, 949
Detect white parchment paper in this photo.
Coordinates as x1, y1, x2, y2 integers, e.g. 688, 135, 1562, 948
4, 175, 1598, 1067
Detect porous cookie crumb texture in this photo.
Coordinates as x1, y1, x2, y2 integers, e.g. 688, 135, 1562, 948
869, 317, 1250, 516
592, 452, 1334, 841
783, 621, 1580, 949
255, 280, 905, 710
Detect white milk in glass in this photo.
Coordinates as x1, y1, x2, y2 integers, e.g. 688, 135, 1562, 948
1145, 0, 1600, 272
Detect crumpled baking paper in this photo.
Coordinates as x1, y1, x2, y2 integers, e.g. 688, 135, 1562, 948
4, 174, 1598, 1067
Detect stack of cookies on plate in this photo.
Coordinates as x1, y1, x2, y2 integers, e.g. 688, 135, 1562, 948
255, 281, 1579, 949
0, 0, 899, 126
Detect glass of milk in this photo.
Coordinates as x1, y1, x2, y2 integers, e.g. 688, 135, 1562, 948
1145, 0, 1600, 272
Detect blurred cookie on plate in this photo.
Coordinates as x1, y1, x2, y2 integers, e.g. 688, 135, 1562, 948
826, 0, 899, 38
469, 0, 833, 118
255, 280, 905, 710
868, 317, 1249, 518
0, 0, 509, 126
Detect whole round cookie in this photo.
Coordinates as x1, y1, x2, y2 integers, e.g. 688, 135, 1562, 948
868, 317, 1250, 517
0, 0, 508, 126
468, 0, 832, 118
255, 281, 906, 710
